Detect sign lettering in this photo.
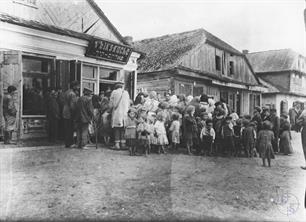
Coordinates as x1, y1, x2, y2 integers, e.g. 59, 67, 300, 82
86, 39, 132, 64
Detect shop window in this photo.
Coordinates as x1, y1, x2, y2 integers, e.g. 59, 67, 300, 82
193, 86, 203, 97
83, 65, 97, 79
100, 68, 118, 81
82, 81, 95, 93
22, 56, 52, 116
215, 55, 221, 71
229, 61, 234, 75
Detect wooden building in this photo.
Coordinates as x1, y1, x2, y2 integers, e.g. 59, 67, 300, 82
247, 49, 306, 115
134, 29, 264, 115
0, 0, 141, 140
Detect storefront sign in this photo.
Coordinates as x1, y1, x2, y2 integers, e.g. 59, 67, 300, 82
86, 39, 132, 64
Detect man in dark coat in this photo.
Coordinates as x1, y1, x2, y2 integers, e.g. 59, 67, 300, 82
289, 103, 301, 131
75, 87, 94, 149
270, 108, 280, 153
46, 88, 60, 142
62, 81, 79, 148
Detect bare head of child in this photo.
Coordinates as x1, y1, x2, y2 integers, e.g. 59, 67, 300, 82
236, 118, 242, 126
206, 119, 213, 130
128, 108, 137, 120
225, 116, 232, 125
156, 113, 164, 122
201, 112, 209, 121
186, 105, 195, 117
172, 112, 179, 121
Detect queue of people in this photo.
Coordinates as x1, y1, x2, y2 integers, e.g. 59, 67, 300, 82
2, 82, 306, 169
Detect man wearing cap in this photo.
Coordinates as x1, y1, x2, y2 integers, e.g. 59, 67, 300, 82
62, 81, 80, 148
3, 85, 17, 144
75, 87, 94, 149
109, 81, 130, 149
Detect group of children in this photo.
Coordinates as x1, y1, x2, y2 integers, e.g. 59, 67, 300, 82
124, 99, 290, 167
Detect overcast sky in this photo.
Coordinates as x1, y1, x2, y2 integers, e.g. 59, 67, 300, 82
96, 0, 306, 56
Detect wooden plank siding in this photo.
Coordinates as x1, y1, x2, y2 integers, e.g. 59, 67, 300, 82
0, 0, 121, 43
179, 43, 258, 85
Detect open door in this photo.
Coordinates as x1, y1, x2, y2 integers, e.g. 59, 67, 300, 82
0, 51, 22, 141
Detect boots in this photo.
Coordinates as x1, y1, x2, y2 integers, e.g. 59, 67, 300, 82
3, 131, 10, 144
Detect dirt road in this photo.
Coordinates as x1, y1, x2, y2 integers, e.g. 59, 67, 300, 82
0, 132, 305, 221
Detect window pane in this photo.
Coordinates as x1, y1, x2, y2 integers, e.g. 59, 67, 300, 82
100, 68, 118, 81
83, 65, 97, 79
23, 77, 50, 115
23, 57, 50, 73
82, 81, 95, 94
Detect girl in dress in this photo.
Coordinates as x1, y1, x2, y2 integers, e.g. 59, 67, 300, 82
257, 121, 275, 167
183, 105, 198, 155
125, 108, 138, 156
169, 113, 180, 151
137, 116, 151, 156
154, 113, 168, 154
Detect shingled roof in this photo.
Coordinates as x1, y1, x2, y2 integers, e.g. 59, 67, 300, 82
133, 28, 242, 72
246, 49, 298, 73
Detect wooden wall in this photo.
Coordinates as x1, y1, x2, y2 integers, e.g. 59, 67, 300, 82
0, 0, 121, 43
179, 43, 258, 85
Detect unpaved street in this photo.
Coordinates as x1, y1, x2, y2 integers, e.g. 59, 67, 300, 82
0, 132, 305, 221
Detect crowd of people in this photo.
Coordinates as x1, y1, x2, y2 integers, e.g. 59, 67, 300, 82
2, 81, 306, 169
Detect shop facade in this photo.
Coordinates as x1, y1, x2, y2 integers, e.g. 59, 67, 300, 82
0, 14, 141, 140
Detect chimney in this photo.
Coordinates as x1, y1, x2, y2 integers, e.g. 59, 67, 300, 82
124, 36, 133, 46
242, 49, 249, 54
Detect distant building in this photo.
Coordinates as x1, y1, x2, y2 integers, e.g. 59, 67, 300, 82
134, 29, 264, 115
0, 0, 141, 139
247, 49, 306, 115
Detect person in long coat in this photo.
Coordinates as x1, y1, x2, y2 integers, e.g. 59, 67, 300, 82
75, 87, 94, 149
109, 82, 130, 150
297, 110, 306, 170
3, 85, 17, 144
62, 81, 79, 148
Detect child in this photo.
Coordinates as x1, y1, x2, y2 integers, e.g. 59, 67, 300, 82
213, 108, 225, 156
233, 119, 243, 157
200, 118, 215, 156
147, 115, 156, 154
221, 116, 235, 156
257, 121, 275, 167
137, 116, 151, 156
242, 120, 257, 158
125, 108, 138, 156
169, 113, 180, 151
279, 121, 293, 155
154, 113, 168, 154
183, 105, 198, 155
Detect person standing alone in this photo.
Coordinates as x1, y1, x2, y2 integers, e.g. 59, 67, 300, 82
3, 85, 17, 144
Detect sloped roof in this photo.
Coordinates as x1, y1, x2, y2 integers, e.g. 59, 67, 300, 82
86, 0, 128, 44
0, 13, 131, 48
133, 28, 242, 72
257, 77, 280, 93
246, 49, 298, 73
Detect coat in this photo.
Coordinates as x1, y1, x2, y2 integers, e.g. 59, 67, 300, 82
257, 130, 274, 159
47, 96, 60, 120
75, 96, 94, 124
289, 108, 299, 131
109, 88, 130, 128
62, 89, 78, 120
3, 94, 17, 131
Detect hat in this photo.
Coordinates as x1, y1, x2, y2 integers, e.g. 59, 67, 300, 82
83, 87, 93, 94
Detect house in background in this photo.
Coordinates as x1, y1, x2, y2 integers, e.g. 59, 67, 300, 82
0, 0, 141, 140
246, 49, 306, 115
134, 29, 264, 115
